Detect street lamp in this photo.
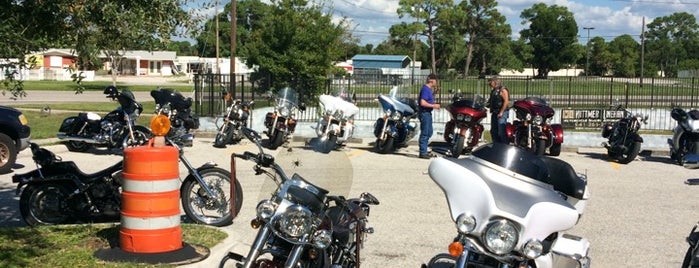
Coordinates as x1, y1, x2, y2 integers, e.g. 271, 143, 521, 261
583, 27, 595, 77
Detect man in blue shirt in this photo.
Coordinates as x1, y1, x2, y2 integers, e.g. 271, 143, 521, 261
418, 73, 441, 159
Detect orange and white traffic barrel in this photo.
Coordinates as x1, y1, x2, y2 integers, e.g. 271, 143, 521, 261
119, 140, 182, 253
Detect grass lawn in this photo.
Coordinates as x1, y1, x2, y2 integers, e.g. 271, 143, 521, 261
0, 223, 226, 268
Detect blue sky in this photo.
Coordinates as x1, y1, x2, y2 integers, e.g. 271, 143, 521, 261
328, 0, 699, 45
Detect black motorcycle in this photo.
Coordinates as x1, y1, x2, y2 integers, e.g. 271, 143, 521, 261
213, 95, 254, 148
12, 139, 243, 227
219, 127, 380, 268
57, 86, 151, 152
601, 104, 648, 164
151, 87, 200, 147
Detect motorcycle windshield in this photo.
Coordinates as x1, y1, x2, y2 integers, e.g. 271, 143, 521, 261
378, 86, 415, 114
275, 87, 299, 114
150, 88, 192, 110
319, 86, 358, 118
452, 93, 486, 110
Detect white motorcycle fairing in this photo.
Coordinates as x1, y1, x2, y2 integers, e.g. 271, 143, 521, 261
428, 143, 590, 267
315, 94, 359, 142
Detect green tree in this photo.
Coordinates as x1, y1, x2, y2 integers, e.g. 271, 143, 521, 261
241, 0, 347, 101
397, 0, 452, 74
587, 37, 611, 76
645, 12, 699, 77
608, 35, 640, 77
519, 3, 579, 78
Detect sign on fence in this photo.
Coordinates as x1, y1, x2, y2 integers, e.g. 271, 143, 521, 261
561, 109, 625, 129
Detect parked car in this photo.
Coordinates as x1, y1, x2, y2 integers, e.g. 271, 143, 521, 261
0, 106, 31, 173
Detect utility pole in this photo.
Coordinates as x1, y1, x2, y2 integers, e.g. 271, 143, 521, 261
583, 27, 594, 77
230, 0, 237, 96
215, 0, 220, 74
640, 17, 645, 88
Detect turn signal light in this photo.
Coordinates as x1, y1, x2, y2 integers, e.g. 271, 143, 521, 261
448, 241, 464, 258
149, 114, 171, 136
250, 218, 261, 229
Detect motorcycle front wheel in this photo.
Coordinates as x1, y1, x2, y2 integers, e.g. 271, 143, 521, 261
532, 139, 546, 156
375, 136, 394, 154
450, 135, 465, 157
213, 124, 232, 148
181, 168, 242, 227
425, 253, 456, 268
268, 130, 285, 150
617, 141, 641, 164
682, 230, 699, 268
66, 141, 92, 152
19, 183, 76, 226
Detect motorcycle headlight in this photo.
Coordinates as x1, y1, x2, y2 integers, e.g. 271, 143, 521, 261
457, 114, 472, 122
256, 200, 277, 220
483, 219, 519, 255
391, 111, 402, 121
533, 115, 544, 125
279, 106, 291, 117
162, 104, 171, 115
455, 213, 476, 234
278, 204, 313, 238
525, 113, 532, 121
312, 229, 332, 249
522, 239, 543, 259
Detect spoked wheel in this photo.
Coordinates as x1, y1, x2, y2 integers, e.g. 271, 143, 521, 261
0, 133, 18, 173
181, 168, 242, 227
65, 141, 92, 152
19, 184, 76, 226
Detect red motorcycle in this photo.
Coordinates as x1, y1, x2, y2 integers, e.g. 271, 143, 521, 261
443, 91, 487, 157
506, 97, 564, 156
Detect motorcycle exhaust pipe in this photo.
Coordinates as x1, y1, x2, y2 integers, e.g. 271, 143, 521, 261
56, 134, 103, 144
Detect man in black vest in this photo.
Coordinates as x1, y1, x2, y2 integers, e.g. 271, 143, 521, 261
487, 76, 510, 143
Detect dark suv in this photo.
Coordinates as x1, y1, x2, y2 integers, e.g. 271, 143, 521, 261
0, 106, 30, 173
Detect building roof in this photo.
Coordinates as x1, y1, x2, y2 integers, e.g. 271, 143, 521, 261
351, 54, 411, 69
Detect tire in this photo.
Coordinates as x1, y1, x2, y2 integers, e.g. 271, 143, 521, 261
426, 253, 456, 268
124, 126, 152, 148
65, 141, 92, 152
549, 143, 562, 156
269, 130, 284, 150
618, 141, 641, 164
450, 135, 465, 158
375, 136, 394, 154
181, 168, 242, 227
533, 139, 546, 156
213, 124, 232, 148
682, 232, 699, 268
0, 133, 18, 174
19, 184, 76, 226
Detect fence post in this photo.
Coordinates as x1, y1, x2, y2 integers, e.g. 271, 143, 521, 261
608, 77, 614, 104
567, 76, 572, 107
692, 77, 696, 107
525, 76, 530, 96
624, 82, 629, 108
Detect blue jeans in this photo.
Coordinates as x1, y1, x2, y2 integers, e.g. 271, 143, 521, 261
419, 112, 433, 155
490, 111, 509, 143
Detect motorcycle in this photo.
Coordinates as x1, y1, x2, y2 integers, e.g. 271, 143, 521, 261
601, 104, 648, 164
669, 107, 699, 166
264, 87, 305, 150
373, 86, 419, 154
506, 97, 564, 156
151, 87, 200, 147
219, 127, 380, 268
13, 120, 242, 227
213, 94, 254, 148
313, 86, 359, 152
57, 86, 151, 152
443, 90, 487, 157
423, 142, 591, 268
682, 154, 699, 267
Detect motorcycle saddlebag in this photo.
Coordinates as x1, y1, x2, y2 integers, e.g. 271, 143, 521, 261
58, 116, 80, 133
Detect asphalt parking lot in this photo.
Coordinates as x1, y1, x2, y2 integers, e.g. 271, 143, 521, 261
1, 137, 698, 267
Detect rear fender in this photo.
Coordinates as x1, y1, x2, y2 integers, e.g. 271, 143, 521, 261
12, 170, 78, 195
58, 116, 82, 133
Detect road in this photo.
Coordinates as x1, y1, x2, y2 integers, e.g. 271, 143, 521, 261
1, 136, 698, 267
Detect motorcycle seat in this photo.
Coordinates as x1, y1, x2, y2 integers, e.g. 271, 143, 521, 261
43, 160, 123, 183
539, 157, 586, 200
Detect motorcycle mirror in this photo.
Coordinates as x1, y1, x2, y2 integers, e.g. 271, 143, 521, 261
360, 192, 380, 205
